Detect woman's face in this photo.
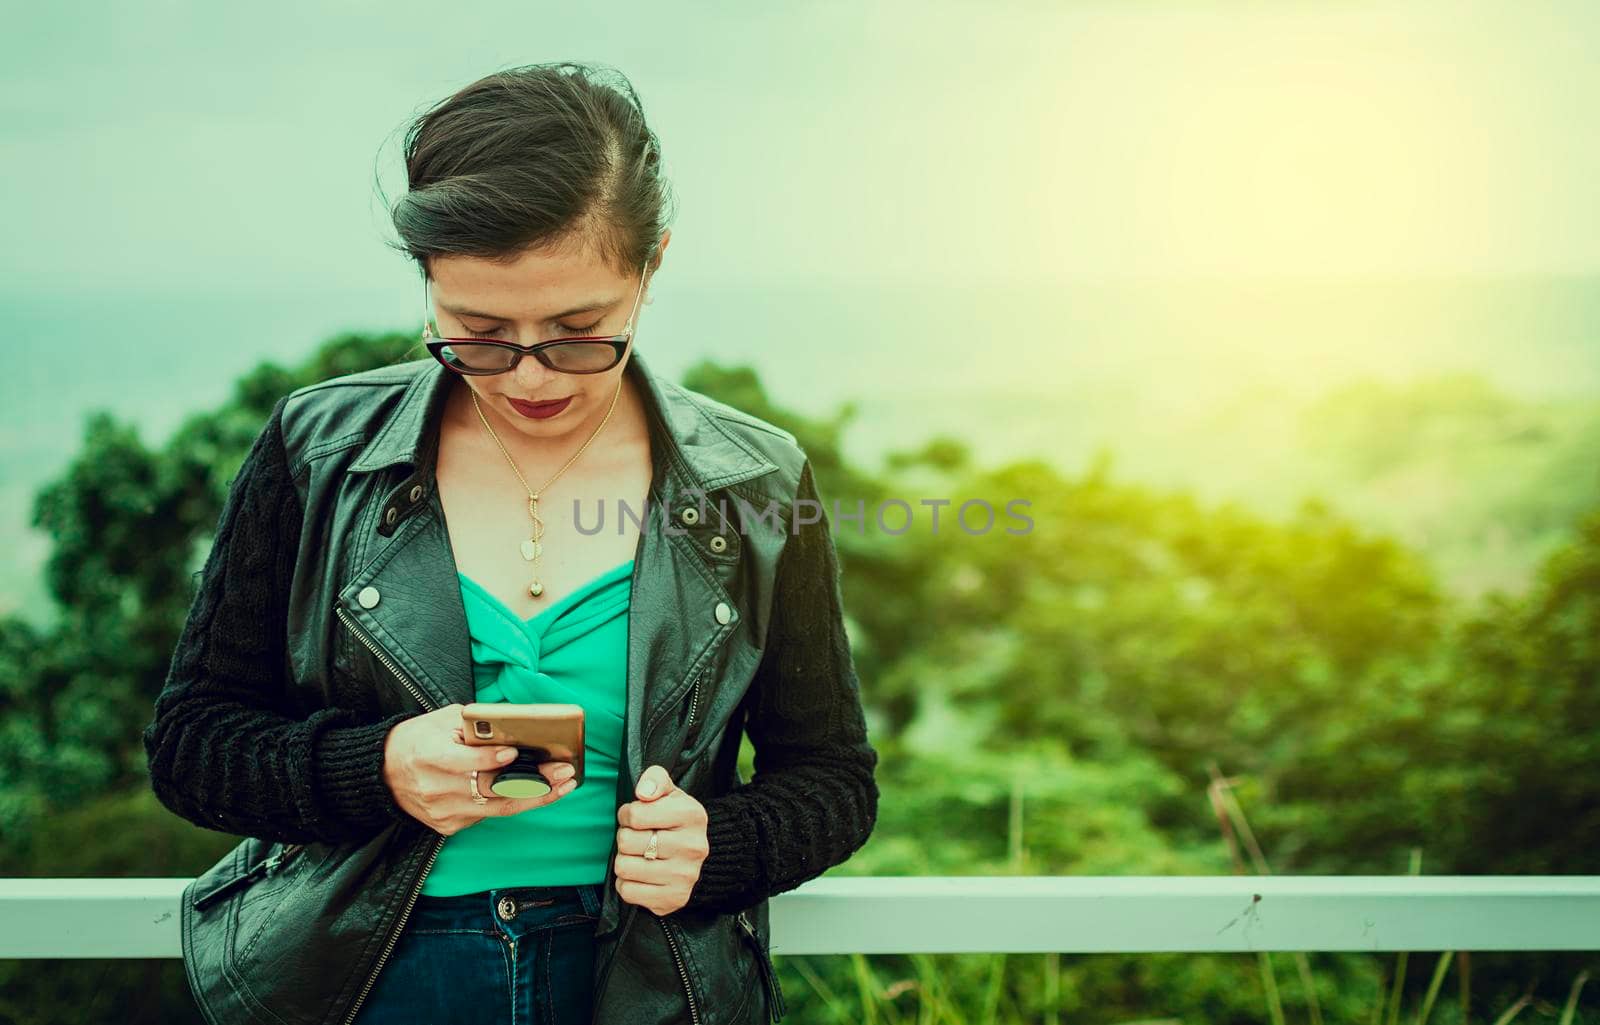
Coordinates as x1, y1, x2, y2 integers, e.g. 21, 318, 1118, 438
427, 230, 667, 444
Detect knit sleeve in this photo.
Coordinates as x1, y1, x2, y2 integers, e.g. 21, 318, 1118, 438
141, 395, 414, 845
679, 460, 881, 916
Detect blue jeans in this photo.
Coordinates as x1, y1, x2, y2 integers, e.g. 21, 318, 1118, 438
351, 883, 605, 1025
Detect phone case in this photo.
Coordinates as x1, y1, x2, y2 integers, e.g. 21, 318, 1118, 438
460, 702, 585, 798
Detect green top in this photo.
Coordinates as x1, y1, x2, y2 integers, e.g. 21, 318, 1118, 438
419, 558, 634, 896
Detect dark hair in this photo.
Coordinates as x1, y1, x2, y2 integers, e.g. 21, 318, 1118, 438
376, 61, 676, 289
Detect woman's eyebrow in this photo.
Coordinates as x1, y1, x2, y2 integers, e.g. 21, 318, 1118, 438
439, 296, 618, 321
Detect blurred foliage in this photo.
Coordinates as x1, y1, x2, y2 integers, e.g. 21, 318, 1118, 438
2, 332, 1598, 1023
1294, 370, 1600, 600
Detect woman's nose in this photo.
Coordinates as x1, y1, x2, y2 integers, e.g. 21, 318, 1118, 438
510, 352, 561, 394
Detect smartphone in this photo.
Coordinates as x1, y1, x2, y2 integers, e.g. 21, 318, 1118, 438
459, 702, 585, 799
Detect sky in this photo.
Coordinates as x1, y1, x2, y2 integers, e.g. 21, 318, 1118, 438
3, 0, 1599, 621
3, 0, 1599, 300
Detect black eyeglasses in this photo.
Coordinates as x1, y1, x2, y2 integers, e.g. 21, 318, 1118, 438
421, 263, 649, 376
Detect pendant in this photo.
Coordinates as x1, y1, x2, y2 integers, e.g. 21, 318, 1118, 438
525, 494, 546, 597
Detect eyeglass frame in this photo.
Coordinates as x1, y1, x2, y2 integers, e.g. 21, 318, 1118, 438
420, 261, 651, 376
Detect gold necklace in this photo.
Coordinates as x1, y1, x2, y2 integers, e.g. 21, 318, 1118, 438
470, 376, 624, 599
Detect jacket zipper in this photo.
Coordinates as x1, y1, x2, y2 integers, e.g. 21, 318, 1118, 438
645, 666, 707, 752
658, 916, 703, 1025
589, 667, 704, 1025
190, 842, 309, 911
678, 671, 706, 760
334, 602, 436, 716
334, 600, 448, 1025
343, 832, 444, 1025
737, 910, 788, 1022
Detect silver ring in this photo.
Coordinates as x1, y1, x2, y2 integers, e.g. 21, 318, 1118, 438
642, 829, 660, 860
470, 770, 489, 805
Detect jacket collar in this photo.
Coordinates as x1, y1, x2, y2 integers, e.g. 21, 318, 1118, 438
347, 348, 779, 494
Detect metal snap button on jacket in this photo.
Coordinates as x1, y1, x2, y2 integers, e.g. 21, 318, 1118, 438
408, 484, 424, 502
679, 505, 700, 526
714, 601, 733, 625
384, 506, 398, 526
357, 586, 380, 609
709, 534, 727, 553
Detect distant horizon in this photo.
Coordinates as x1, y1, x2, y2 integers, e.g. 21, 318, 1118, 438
4, 268, 1598, 629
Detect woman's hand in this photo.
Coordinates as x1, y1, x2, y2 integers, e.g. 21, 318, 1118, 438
383, 703, 577, 836
614, 764, 709, 916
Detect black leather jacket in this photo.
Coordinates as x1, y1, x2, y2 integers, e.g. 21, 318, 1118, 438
164, 351, 878, 1025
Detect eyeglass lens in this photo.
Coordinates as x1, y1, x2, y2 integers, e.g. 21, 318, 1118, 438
440, 341, 621, 374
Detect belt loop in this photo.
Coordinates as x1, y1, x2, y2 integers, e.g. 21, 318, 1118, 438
578, 883, 603, 918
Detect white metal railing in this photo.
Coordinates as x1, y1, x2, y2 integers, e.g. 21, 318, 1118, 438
2, 876, 1598, 959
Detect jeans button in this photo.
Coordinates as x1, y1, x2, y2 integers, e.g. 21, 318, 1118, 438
497, 896, 518, 921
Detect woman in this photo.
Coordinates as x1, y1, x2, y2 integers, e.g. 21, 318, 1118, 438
143, 62, 879, 1025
